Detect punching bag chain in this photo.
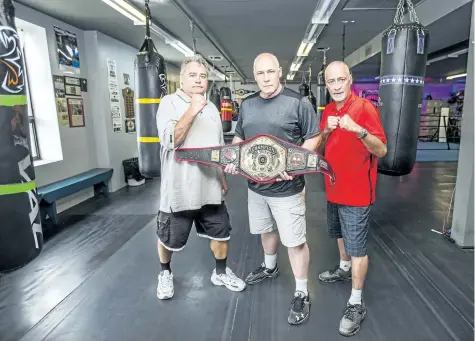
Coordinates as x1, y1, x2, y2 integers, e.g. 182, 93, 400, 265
190, 20, 196, 55
394, 0, 420, 24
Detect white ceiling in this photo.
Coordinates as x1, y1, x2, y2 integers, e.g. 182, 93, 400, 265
14, 0, 473, 83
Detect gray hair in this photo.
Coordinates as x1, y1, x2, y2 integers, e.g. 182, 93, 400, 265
180, 54, 210, 77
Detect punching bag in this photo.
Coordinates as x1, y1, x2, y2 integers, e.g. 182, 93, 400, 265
377, 0, 429, 176
219, 87, 232, 133
135, 35, 167, 178
0, 0, 43, 272
309, 91, 317, 113
316, 69, 330, 122
207, 82, 221, 112
299, 83, 309, 97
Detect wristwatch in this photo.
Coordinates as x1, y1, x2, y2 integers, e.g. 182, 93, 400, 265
357, 128, 368, 139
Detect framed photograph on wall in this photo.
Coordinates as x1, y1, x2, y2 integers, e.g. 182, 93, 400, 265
67, 97, 85, 127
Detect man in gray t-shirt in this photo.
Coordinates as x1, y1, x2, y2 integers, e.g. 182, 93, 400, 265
225, 53, 321, 326
155, 55, 246, 301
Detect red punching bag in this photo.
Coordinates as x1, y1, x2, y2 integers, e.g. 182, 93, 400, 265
219, 87, 232, 132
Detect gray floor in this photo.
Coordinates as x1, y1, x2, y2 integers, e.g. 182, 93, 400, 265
0, 162, 473, 341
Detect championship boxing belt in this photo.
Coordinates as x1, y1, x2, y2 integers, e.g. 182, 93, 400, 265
175, 134, 336, 184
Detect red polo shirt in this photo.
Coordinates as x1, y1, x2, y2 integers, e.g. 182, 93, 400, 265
320, 92, 387, 206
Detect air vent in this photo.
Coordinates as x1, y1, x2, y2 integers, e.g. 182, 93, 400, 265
209, 56, 223, 61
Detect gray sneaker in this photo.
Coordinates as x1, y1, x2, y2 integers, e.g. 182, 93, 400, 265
339, 300, 367, 336
318, 265, 351, 283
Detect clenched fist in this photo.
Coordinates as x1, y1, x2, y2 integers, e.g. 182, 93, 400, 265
190, 94, 207, 116
325, 116, 340, 133
338, 114, 360, 133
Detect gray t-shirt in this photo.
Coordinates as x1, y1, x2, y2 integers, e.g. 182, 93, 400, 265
234, 87, 320, 197
156, 89, 224, 213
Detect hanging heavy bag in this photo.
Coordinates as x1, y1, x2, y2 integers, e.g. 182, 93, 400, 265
219, 87, 232, 133
0, 0, 43, 272
207, 82, 221, 112
299, 83, 309, 97
377, 0, 430, 176
135, 36, 167, 178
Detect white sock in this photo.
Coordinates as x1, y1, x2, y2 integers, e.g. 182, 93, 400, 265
264, 253, 277, 270
340, 259, 351, 272
348, 288, 362, 305
295, 278, 308, 296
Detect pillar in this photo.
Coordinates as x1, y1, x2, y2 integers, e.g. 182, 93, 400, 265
451, 1, 474, 248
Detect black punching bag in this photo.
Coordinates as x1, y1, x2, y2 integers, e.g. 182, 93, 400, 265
316, 69, 330, 123
0, 0, 43, 272
309, 91, 317, 112
377, 2, 429, 176
299, 83, 309, 97
207, 82, 221, 112
135, 35, 167, 178
219, 87, 232, 132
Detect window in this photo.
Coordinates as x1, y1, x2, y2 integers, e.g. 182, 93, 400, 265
18, 28, 40, 160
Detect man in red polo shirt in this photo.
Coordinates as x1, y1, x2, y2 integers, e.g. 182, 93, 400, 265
317, 61, 387, 337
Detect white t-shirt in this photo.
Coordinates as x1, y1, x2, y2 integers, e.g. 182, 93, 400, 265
156, 88, 224, 213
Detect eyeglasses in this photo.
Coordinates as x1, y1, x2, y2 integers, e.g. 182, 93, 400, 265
326, 77, 348, 86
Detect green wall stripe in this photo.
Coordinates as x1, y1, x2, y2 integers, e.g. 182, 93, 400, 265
0, 95, 27, 106
0, 181, 37, 195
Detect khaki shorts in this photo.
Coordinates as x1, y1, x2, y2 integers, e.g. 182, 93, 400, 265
247, 188, 306, 248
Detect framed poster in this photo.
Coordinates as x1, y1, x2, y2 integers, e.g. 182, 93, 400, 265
67, 98, 85, 127
54, 26, 80, 74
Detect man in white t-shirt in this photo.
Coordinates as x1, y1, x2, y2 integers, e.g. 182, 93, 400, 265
155, 54, 246, 299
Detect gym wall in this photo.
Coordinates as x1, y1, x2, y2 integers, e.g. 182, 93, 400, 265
13, 1, 180, 213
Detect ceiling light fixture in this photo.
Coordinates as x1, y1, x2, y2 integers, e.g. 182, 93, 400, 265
286, 0, 341, 80
103, 0, 198, 59
446, 73, 467, 80
101, 0, 146, 23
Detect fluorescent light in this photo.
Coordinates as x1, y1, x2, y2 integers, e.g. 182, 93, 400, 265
446, 73, 467, 80
297, 42, 314, 57
297, 42, 308, 56
169, 40, 194, 57
148, 23, 196, 57
101, 0, 146, 23
290, 63, 301, 72
312, 0, 341, 24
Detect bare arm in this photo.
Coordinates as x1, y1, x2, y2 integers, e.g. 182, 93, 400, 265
301, 134, 322, 152
173, 107, 197, 148
356, 127, 387, 158
232, 136, 243, 144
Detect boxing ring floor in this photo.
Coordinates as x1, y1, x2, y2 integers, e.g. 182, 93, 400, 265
0, 162, 473, 341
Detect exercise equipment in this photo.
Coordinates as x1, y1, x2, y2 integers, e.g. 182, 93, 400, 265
316, 48, 330, 122
0, 0, 43, 272
175, 134, 336, 184
377, 0, 429, 176
298, 83, 309, 97
135, 0, 167, 178
219, 86, 232, 132
207, 82, 221, 112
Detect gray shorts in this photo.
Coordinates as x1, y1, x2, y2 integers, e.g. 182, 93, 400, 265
327, 201, 372, 257
247, 188, 306, 248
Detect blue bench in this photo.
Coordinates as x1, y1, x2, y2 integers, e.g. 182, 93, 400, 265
37, 168, 114, 225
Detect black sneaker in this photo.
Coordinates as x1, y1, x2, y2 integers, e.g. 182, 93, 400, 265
245, 262, 279, 284
288, 291, 311, 325
318, 265, 351, 283
339, 300, 367, 336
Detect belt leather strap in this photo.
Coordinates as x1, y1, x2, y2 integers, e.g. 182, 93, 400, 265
175, 134, 336, 185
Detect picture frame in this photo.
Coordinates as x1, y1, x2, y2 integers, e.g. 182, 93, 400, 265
67, 97, 85, 127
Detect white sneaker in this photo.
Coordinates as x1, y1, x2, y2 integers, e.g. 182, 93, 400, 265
157, 270, 174, 299
211, 267, 246, 292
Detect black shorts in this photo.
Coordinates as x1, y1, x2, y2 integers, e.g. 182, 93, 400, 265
156, 203, 232, 251
327, 201, 372, 257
